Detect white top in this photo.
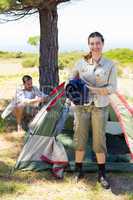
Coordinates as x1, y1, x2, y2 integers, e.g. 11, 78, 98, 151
1, 85, 47, 119
70, 57, 117, 107
15, 85, 47, 105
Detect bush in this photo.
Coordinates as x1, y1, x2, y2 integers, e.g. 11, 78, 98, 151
117, 66, 123, 77
104, 48, 133, 66
58, 51, 84, 70
15, 52, 24, 58
0, 117, 6, 133
0, 51, 37, 59
21, 57, 39, 68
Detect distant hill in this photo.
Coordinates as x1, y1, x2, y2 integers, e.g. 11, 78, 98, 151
59, 48, 133, 70
104, 48, 133, 66
0, 49, 133, 76
104, 48, 133, 76
58, 49, 133, 77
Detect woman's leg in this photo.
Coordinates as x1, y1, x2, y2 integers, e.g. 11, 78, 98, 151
73, 106, 90, 180
92, 106, 110, 189
75, 150, 86, 163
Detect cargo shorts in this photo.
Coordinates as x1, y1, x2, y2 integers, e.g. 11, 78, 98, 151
73, 104, 109, 153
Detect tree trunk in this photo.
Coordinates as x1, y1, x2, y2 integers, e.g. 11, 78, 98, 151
39, 7, 59, 94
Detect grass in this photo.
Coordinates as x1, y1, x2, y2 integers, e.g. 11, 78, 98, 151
125, 95, 133, 105
0, 51, 36, 59
3, 113, 133, 200
0, 118, 7, 133
0, 131, 133, 200
0, 71, 38, 82
0, 181, 27, 196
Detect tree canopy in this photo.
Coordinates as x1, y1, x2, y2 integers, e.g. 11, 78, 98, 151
28, 36, 40, 47
0, 0, 70, 19
0, 0, 78, 93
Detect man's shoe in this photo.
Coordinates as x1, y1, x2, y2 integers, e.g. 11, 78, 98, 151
98, 176, 110, 189
74, 171, 84, 183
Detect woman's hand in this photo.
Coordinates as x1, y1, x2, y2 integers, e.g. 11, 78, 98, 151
88, 86, 109, 96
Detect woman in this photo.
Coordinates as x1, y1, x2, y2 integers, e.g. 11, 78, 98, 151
71, 32, 117, 189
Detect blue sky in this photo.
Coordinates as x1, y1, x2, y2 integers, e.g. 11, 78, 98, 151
0, 0, 133, 52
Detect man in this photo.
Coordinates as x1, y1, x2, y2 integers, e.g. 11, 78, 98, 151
1, 75, 49, 132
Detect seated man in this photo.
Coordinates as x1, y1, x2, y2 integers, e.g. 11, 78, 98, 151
1, 75, 49, 132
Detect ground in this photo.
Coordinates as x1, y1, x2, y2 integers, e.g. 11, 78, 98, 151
0, 59, 133, 200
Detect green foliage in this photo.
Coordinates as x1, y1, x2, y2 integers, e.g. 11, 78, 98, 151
0, 117, 7, 133
124, 95, 133, 104
58, 51, 84, 70
0, 51, 36, 59
21, 56, 39, 68
0, 51, 20, 58
15, 51, 24, 58
0, 0, 36, 11
0, 49, 133, 75
0, 0, 19, 11
126, 193, 133, 200
117, 66, 123, 77
0, 51, 21, 59
0, 0, 11, 10
58, 48, 133, 72
0, 181, 27, 195
28, 36, 40, 47
104, 48, 133, 66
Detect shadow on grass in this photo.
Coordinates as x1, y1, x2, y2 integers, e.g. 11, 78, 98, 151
0, 161, 48, 197
0, 115, 16, 133
65, 172, 133, 195
80, 172, 133, 195
0, 162, 27, 196
0, 161, 12, 176
109, 173, 133, 195
0, 159, 54, 184
1, 160, 133, 197
0, 98, 17, 133
0, 180, 27, 196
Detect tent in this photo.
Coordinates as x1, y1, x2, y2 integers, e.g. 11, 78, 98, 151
15, 83, 133, 178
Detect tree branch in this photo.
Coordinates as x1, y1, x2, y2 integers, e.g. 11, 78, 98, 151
0, 8, 38, 23
0, 0, 71, 23
56, 0, 70, 3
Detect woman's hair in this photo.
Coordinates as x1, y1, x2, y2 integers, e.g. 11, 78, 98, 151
84, 31, 104, 61
88, 32, 104, 44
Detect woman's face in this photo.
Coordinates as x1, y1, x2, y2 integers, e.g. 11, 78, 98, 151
88, 36, 104, 54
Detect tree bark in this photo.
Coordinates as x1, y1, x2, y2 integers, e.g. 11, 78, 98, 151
39, 7, 59, 94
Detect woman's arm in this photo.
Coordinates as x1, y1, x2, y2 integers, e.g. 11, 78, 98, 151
88, 65, 117, 96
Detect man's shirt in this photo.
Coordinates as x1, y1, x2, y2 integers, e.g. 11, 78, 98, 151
15, 85, 47, 105
1, 86, 47, 119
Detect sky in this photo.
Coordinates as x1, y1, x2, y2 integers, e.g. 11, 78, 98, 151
0, 0, 133, 52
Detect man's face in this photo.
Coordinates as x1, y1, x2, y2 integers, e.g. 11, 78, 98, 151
24, 79, 33, 91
